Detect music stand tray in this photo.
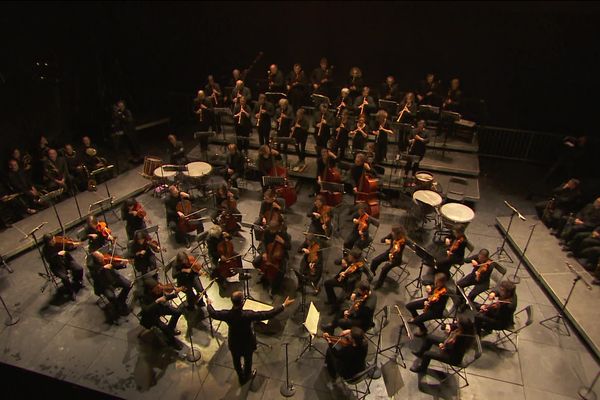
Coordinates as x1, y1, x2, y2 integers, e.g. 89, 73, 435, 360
296, 302, 325, 361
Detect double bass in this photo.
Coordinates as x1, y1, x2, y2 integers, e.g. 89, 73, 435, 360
216, 236, 242, 279
267, 150, 297, 207
355, 165, 380, 218
319, 163, 343, 206
258, 232, 286, 284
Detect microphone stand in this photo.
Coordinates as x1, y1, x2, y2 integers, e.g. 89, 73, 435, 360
509, 223, 537, 284
492, 200, 526, 263
280, 342, 296, 397
40, 188, 65, 233
27, 222, 58, 292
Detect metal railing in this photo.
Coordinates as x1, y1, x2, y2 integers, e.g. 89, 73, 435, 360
477, 125, 565, 163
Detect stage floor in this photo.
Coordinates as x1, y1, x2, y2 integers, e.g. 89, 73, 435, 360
0, 159, 597, 400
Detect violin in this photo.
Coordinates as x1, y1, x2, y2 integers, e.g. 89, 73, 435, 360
176, 197, 203, 233
216, 236, 241, 279
349, 291, 369, 313
100, 252, 131, 266
440, 326, 463, 350
150, 282, 180, 298
389, 238, 406, 261
448, 236, 465, 256
96, 221, 113, 240
474, 259, 493, 282
424, 286, 448, 312
357, 213, 370, 239
316, 204, 332, 236
337, 260, 364, 282
130, 202, 147, 219
321, 332, 353, 348
53, 235, 81, 251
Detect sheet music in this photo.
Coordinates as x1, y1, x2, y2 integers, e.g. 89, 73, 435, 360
304, 302, 320, 336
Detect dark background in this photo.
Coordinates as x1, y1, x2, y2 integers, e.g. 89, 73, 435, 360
1, 1, 599, 158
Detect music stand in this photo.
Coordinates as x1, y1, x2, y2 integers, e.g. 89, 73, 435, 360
39, 188, 65, 233
241, 222, 260, 262
89, 196, 114, 224
456, 285, 476, 312
404, 242, 435, 298
0, 254, 13, 273
492, 201, 526, 263
265, 92, 287, 105
310, 93, 331, 107
193, 131, 214, 161
0, 294, 19, 326
296, 302, 325, 361
231, 265, 257, 300
272, 136, 296, 168
262, 175, 286, 188
378, 305, 413, 368
27, 222, 58, 292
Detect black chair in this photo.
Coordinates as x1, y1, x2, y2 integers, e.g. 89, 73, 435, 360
342, 363, 377, 400
437, 333, 483, 388
491, 305, 533, 352
473, 263, 508, 304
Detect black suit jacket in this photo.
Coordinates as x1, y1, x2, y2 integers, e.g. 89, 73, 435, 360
347, 293, 377, 331
208, 304, 285, 353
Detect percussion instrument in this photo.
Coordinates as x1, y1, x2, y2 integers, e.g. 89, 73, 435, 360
153, 166, 177, 181
415, 171, 434, 190
412, 190, 442, 208
143, 156, 162, 178
440, 203, 475, 229
183, 161, 212, 179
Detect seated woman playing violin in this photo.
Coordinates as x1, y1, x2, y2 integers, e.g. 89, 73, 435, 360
343, 202, 371, 251
139, 276, 183, 350
87, 251, 132, 323
307, 194, 333, 239
296, 233, 324, 294
131, 230, 160, 278
81, 215, 114, 252
253, 220, 291, 296
121, 197, 147, 241
172, 251, 205, 311
42, 233, 84, 301
164, 185, 204, 244
322, 281, 376, 335
323, 327, 368, 385
406, 273, 450, 336
371, 225, 409, 290
410, 313, 475, 373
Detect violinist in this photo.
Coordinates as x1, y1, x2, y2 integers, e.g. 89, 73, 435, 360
313, 102, 333, 152
333, 88, 352, 119
267, 64, 285, 92
474, 280, 517, 334
166, 134, 188, 166
372, 109, 394, 164
87, 251, 132, 322
350, 114, 369, 152
323, 327, 368, 385
403, 119, 430, 184
274, 98, 294, 154
371, 225, 408, 290
233, 96, 253, 154
406, 273, 449, 336
163, 185, 204, 244
352, 86, 376, 118
306, 194, 333, 239
332, 109, 350, 160
410, 313, 475, 373
207, 292, 294, 385
426, 227, 468, 281
131, 231, 159, 277
325, 248, 365, 308
81, 215, 113, 252
297, 234, 324, 294
121, 197, 147, 241
457, 248, 496, 302
322, 281, 376, 334
139, 277, 183, 350
253, 93, 274, 146
172, 251, 205, 311
221, 143, 245, 188
417, 72, 441, 106
290, 108, 309, 170
253, 220, 291, 295
42, 233, 84, 300
286, 63, 309, 111
315, 147, 337, 197
343, 202, 371, 251
213, 184, 242, 235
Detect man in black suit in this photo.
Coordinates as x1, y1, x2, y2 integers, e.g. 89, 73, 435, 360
207, 291, 295, 384
322, 281, 376, 334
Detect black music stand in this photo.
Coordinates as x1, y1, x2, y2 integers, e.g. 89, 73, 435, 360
233, 266, 256, 300
310, 93, 331, 107
404, 243, 435, 298
379, 100, 399, 116
379, 305, 412, 368
265, 92, 287, 105
39, 188, 65, 233
193, 131, 214, 161
241, 222, 260, 262
89, 196, 114, 224
26, 222, 58, 292
91, 165, 118, 215
492, 201, 525, 263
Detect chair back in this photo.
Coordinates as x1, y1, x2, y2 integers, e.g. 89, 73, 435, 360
458, 333, 483, 368
513, 305, 534, 333
345, 363, 377, 385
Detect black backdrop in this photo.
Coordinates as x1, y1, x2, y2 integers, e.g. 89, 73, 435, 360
1, 1, 599, 157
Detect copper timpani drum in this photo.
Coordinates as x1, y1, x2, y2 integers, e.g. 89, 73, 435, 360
440, 203, 475, 229
415, 171, 434, 190
183, 162, 213, 179
143, 156, 162, 178
153, 165, 177, 181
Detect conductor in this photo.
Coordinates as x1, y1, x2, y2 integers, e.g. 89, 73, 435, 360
207, 291, 295, 385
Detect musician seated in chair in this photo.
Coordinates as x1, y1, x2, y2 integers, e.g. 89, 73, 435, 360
63, 144, 88, 192
80, 215, 113, 252
474, 280, 517, 334
534, 178, 582, 229
301, 195, 332, 245
349, 152, 378, 193
296, 233, 324, 295
172, 251, 205, 311
371, 225, 408, 290
164, 185, 204, 244
42, 234, 84, 301
559, 197, 600, 242
410, 312, 476, 373
343, 202, 371, 251
166, 134, 188, 165
223, 143, 245, 188
254, 189, 285, 241
457, 248, 496, 302
406, 273, 450, 336
253, 220, 291, 296
313, 147, 338, 197
121, 197, 147, 241
139, 276, 183, 350
87, 251, 132, 323
322, 281, 376, 335
81, 136, 108, 177
256, 144, 281, 190
6, 158, 43, 212
131, 231, 159, 277
325, 248, 365, 310
424, 227, 467, 283
42, 148, 71, 194
323, 327, 368, 387
212, 184, 242, 235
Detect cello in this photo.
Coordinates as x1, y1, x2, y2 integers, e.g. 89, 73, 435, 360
258, 232, 286, 284
354, 163, 380, 218
217, 191, 242, 234
176, 197, 205, 233
319, 163, 343, 206
267, 147, 297, 208
216, 236, 242, 279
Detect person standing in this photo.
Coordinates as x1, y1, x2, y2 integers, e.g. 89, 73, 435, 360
111, 100, 142, 163
207, 292, 294, 384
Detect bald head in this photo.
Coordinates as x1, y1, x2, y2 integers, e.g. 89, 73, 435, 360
231, 291, 244, 308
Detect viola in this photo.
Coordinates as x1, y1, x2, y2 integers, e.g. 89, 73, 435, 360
448, 236, 465, 256
216, 237, 241, 279
424, 286, 448, 312
100, 252, 131, 266
53, 235, 81, 251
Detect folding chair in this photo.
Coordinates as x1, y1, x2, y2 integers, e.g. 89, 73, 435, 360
388, 259, 410, 284
438, 333, 483, 388
364, 305, 385, 347
492, 305, 533, 352
342, 363, 377, 400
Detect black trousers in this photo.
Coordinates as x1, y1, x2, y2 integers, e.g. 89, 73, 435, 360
414, 335, 455, 371
324, 276, 358, 304
231, 348, 254, 383
406, 298, 443, 331
457, 273, 489, 302
371, 251, 403, 286
235, 126, 251, 152
344, 230, 369, 250
181, 274, 205, 310
404, 156, 423, 176
50, 260, 84, 294
102, 274, 131, 310
257, 124, 270, 146
295, 133, 308, 162
126, 221, 146, 241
